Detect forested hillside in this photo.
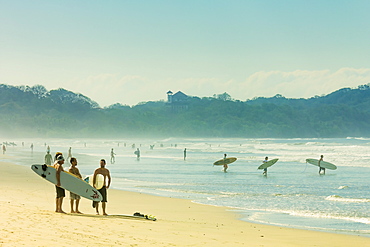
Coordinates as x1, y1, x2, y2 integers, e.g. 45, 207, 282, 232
0, 84, 369, 138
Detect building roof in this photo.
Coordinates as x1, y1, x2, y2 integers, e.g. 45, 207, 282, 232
173, 91, 188, 100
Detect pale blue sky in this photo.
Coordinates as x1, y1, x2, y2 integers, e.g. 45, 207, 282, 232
1, 0, 370, 106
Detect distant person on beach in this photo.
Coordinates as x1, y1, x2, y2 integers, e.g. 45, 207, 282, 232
223, 153, 228, 172
68, 147, 72, 159
93, 159, 111, 215
262, 157, 268, 175
318, 155, 325, 175
69, 157, 83, 214
134, 148, 140, 160
47, 145, 50, 153
45, 150, 53, 165
184, 148, 187, 160
110, 148, 116, 164
54, 154, 66, 213
2, 144, 6, 154
30, 143, 34, 152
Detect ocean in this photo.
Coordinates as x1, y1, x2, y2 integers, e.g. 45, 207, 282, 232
2, 137, 370, 237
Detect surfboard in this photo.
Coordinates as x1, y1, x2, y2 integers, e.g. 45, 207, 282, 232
213, 157, 237, 166
70, 212, 157, 221
84, 174, 105, 190
306, 159, 337, 170
31, 164, 103, 201
258, 158, 279, 170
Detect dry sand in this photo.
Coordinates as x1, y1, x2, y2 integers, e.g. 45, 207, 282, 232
0, 159, 369, 246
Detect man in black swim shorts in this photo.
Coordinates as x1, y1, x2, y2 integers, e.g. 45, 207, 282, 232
93, 159, 111, 215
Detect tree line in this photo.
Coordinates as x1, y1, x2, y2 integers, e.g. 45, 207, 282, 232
0, 84, 369, 138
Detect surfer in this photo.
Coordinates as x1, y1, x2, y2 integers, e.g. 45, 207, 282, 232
69, 157, 83, 214
45, 150, 53, 165
2, 144, 6, 154
318, 155, 326, 175
110, 148, 116, 164
93, 159, 111, 215
184, 148, 187, 160
263, 157, 268, 175
223, 154, 228, 172
54, 155, 66, 214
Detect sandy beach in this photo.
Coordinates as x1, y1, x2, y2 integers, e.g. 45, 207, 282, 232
1, 158, 369, 247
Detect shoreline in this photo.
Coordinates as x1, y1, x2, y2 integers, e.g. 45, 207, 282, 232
1, 160, 370, 246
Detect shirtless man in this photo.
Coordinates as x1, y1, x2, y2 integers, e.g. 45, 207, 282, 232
54, 154, 66, 213
93, 159, 111, 215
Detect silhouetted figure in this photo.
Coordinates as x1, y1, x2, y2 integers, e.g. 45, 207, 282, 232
134, 148, 140, 160
223, 154, 228, 173
319, 155, 326, 175
45, 150, 53, 165
67, 147, 72, 159
110, 148, 116, 164
263, 157, 268, 175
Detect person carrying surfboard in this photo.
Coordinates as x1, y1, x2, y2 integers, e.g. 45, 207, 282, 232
318, 155, 325, 175
69, 157, 83, 214
223, 154, 228, 172
93, 159, 111, 215
263, 157, 268, 175
54, 154, 66, 214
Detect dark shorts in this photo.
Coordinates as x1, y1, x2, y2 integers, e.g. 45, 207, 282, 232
55, 185, 65, 198
70, 192, 81, 200
98, 186, 107, 202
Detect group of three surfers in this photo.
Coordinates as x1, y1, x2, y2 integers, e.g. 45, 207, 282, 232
52, 152, 111, 215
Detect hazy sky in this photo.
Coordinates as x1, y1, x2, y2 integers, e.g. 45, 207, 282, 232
1, 0, 370, 106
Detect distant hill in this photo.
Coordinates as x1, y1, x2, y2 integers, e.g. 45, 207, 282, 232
0, 84, 99, 109
0, 83, 369, 138
246, 84, 370, 110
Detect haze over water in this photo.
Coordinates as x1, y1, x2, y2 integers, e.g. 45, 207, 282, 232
4, 137, 370, 236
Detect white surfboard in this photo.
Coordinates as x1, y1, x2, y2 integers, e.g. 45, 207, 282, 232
258, 158, 279, 170
84, 174, 105, 190
31, 164, 103, 201
306, 159, 337, 170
